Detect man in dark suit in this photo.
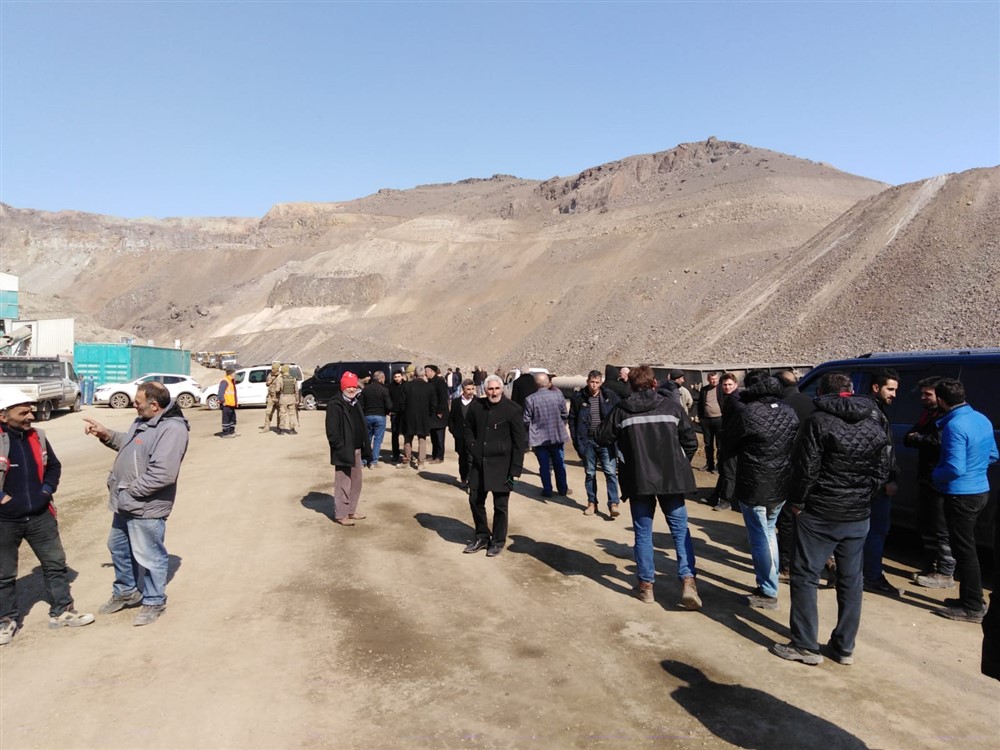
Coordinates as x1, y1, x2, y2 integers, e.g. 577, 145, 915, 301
448, 380, 477, 488
425, 365, 450, 463
463, 375, 527, 557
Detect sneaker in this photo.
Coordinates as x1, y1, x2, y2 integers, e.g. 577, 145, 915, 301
98, 589, 143, 615
935, 604, 987, 623
48, 609, 96, 629
0, 619, 17, 645
713, 500, 731, 512
825, 642, 854, 665
914, 572, 955, 589
863, 576, 901, 597
772, 642, 824, 665
133, 604, 166, 627
747, 589, 779, 610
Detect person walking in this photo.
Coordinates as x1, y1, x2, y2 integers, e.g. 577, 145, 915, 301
523, 372, 570, 499
218, 367, 238, 438
276, 364, 300, 435
426, 365, 449, 463
448, 380, 476, 488
596, 366, 702, 610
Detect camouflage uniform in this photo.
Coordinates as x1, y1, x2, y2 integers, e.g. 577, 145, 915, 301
261, 362, 282, 431
277, 365, 299, 434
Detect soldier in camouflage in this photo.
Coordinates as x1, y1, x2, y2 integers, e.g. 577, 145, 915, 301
261, 362, 282, 432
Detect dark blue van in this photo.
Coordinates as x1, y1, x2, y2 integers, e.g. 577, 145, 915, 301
797, 348, 1000, 546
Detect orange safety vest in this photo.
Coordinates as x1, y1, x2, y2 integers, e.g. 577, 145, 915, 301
223, 375, 238, 407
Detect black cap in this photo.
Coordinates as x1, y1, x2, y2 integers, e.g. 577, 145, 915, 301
669, 369, 685, 380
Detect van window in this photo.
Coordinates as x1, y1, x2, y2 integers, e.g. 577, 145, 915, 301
233, 371, 246, 384
248, 370, 268, 384
289, 366, 302, 380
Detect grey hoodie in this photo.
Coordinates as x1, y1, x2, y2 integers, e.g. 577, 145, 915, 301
102, 403, 190, 519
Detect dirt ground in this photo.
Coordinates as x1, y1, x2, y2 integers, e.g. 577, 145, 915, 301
0, 405, 996, 750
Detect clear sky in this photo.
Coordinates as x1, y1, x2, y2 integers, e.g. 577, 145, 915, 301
1, 0, 997, 218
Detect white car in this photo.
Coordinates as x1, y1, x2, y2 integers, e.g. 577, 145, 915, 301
201, 364, 303, 409
95, 373, 203, 409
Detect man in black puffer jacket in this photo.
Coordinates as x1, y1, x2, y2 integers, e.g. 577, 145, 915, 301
772, 372, 890, 666
728, 372, 799, 610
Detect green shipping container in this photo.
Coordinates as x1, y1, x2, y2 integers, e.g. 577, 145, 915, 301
74, 343, 190, 387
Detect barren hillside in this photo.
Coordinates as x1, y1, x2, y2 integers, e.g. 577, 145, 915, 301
5, 136, 991, 373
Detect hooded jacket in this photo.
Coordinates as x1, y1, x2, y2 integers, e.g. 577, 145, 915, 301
102, 403, 190, 519
790, 394, 891, 521
728, 377, 799, 508
595, 389, 697, 499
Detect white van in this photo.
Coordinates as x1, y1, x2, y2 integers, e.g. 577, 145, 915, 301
201, 364, 303, 409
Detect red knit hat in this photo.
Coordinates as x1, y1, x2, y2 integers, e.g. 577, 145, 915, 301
340, 371, 359, 390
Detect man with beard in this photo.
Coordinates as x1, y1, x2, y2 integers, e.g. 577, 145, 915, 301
862, 368, 901, 597
463, 376, 527, 558
388, 369, 407, 466
425, 365, 450, 464
448, 380, 477, 488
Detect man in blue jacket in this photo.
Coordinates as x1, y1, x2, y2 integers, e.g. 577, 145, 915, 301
1, 389, 94, 645
931, 379, 999, 623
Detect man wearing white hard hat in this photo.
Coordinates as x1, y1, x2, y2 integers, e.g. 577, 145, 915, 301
0, 387, 95, 646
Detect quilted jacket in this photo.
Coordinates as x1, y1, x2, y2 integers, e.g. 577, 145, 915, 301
790, 393, 891, 521
728, 377, 800, 508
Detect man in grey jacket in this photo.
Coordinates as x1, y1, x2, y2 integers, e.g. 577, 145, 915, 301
84, 382, 190, 626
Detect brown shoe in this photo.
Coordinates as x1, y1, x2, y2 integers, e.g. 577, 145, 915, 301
609, 505, 620, 518
333, 518, 355, 526
348, 513, 367, 520
583, 503, 597, 516
634, 581, 654, 603
680, 577, 702, 610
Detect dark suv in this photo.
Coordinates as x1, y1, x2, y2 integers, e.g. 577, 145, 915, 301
300, 360, 412, 410
797, 348, 1000, 546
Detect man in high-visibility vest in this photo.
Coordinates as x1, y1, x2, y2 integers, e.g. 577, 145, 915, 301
218, 368, 239, 438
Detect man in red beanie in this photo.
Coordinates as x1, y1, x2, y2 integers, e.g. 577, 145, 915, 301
325, 372, 372, 526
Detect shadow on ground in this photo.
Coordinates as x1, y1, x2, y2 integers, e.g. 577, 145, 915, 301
661, 660, 871, 749
301, 491, 335, 522
414, 512, 475, 546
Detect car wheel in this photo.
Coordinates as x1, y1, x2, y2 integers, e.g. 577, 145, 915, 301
206, 394, 220, 410
302, 393, 317, 410
109, 392, 131, 409
72, 396, 82, 413
176, 392, 195, 409
38, 400, 53, 421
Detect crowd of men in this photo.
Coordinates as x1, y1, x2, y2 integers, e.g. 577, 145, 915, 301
2, 359, 997, 683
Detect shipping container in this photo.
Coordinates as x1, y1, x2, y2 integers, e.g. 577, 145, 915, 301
74, 342, 191, 386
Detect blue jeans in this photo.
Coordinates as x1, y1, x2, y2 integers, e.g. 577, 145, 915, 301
108, 514, 169, 606
365, 415, 387, 466
533, 444, 567, 495
790, 512, 868, 655
863, 492, 891, 582
630, 494, 696, 582
579, 439, 620, 507
741, 502, 784, 597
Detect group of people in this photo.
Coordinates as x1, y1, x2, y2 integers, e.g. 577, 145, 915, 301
1, 380, 190, 645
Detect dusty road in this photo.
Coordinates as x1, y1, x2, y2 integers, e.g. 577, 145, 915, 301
0, 405, 996, 749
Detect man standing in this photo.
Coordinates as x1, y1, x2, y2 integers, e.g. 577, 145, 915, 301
711, 372, 742, 512
509, 367, 539, 407
260, 361, 282, 432
359, 371, 393, 468
448, 380, 476, 488
862, 368, 900, 596
931, 379, 998, 623
670, 370, 694, 415
402, 369, 433, 470
388, 369, 407, 466
325, 372, 372, 526
1, 390, 94, 645
596, 366, 702, 610
276, 364, 300, 435
903, 377, 954, 589
426, 365, 449, 464
523, 372, 570, 499
463, 375, 527, 557
218, 367, 238, 438
604, 366, 631, 400
84, 381, 190, 627
569, 370, 621, 517
776, 369, 816, 579
697, 372, 723, 473
728, 373, 799, 610
773, 372, 890, 666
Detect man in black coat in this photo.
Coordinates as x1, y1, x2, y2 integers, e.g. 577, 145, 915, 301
402, 371, 433, 469
462, 376, 527, 557
448, 380, 477, 488
325, 372, 373, 526
359, 371, 393, 468
387, 369, 407, 465
728, 373, 799, 610
772, 372, 890, 666
776, 369, 817, 577
509, 368, 539, 407
425, 365, 450, 463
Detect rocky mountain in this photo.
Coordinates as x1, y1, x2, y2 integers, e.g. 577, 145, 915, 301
2, 136, 994, 374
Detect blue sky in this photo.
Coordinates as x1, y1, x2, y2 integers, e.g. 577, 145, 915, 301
1, 1, 997, 218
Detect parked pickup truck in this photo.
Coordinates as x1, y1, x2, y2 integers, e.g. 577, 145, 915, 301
0, 356, 82, 420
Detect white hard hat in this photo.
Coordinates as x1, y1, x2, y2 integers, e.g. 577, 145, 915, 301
0, 386, 36, 411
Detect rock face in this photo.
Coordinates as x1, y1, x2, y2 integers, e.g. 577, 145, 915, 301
2, 137, 994, 372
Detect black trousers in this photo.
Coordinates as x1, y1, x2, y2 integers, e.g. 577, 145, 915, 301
0, 511, 74, 621
943, 491, 989, 611
430, 428, 446, 460
454, 438, 469, 482
701, 417, 722, 470
391, 414, 403, 460
917, 480, 955, 576
469, 488, 510, 545
777, 501, 796, 571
